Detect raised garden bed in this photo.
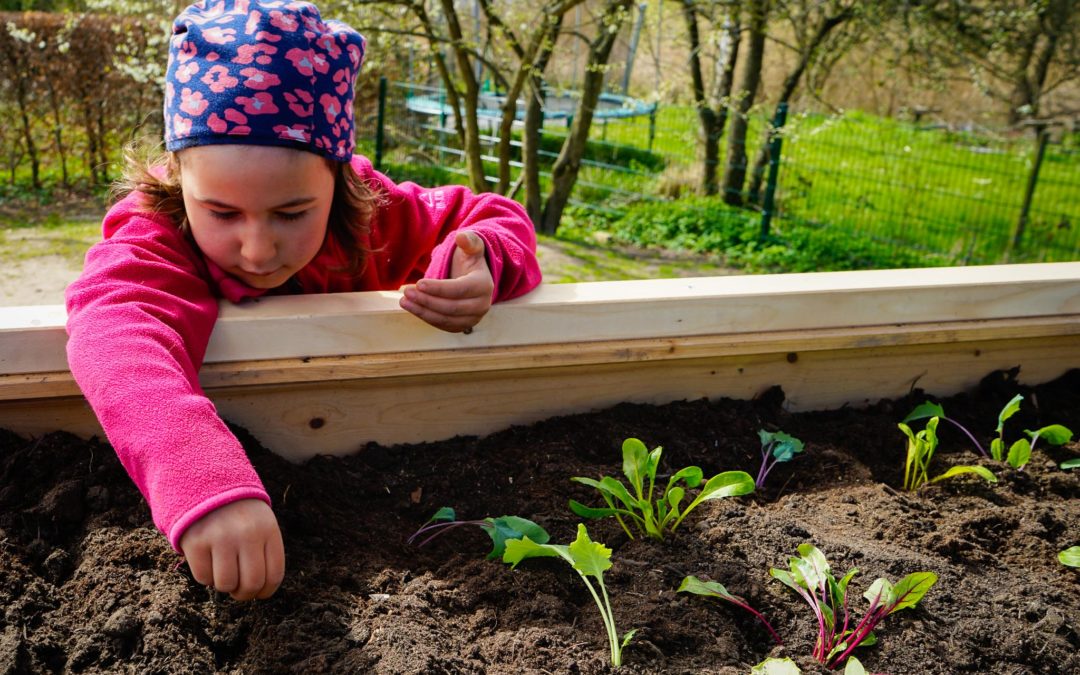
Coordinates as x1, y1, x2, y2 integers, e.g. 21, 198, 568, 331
1, 264, 1078, 673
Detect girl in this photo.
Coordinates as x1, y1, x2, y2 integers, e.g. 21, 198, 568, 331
65, 0, 541, 603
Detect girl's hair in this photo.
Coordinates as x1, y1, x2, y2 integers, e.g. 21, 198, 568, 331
113, 143, 380, 275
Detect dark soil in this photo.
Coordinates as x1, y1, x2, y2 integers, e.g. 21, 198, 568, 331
2, 369, 1079, 675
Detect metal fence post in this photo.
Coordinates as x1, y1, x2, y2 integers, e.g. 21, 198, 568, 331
759, 102, 788, 240
375, 76, 387, 171
1010, 124, 1049, 259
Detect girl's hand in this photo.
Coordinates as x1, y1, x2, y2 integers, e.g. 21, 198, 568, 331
179, 498, 285, 601
400, 230, 494, 333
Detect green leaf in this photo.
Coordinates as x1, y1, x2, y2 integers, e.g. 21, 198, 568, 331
1026, 425, 1073, 446
1059, 546, 1080, 567
621, 437, 651, 498
426, 506, 456, 524
669, 465, 704, 489
864, 578, 894, 607
666, 486, 685, 514
903, 401, 944, 423
769, 432, 805, 462
844, 657, 868, 675
769, 568, 800, 593
996, 394, 1023, 433
568, 499, 628, 520
1061, 458, 1080, 470
620, 629, 637, 648
484, 516, 550, 560
503, 535, 569, 568
751, 657, 802, 675
567, 524, 613, 580
677, 575, 746, 605
927, 464, 998, 485
696, 470, 756, 501
887, 572, 937, 612
990, 437, 1004, 461
1007, 439, 1031, 469
798, 543, 832, 585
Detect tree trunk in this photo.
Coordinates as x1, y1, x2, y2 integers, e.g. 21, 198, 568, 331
682, 1, 740, 196
523, 14, 565, 224
720, 0, 768, 206
540, 0, 634, 234
440, 0, 487, 193
747, 7, 852, 204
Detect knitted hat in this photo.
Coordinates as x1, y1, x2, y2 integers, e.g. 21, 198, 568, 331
164, 0, 366, 162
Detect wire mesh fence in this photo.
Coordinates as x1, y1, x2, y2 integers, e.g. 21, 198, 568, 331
362, 81, 1080, 266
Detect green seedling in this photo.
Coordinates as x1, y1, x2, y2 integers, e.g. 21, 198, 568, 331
898, 417, 996, 491
569, 437, 755, 540
1061, 458, 1080, 470
677, 575, 782, 644
503, 524, 636, 668
770, 543, 937, 669
1060, 546, 1080, 568
904, 396, 1072, 469
755, 429, 805, 489
1010, 424, 1074, 470
408, 507, 549, 560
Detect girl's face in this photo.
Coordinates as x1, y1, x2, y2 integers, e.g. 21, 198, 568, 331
179, 145, 335, 290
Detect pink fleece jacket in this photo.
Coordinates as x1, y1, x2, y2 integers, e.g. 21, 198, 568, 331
65, 155, 541, 551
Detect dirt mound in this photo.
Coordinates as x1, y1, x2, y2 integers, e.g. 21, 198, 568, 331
2, 370, 1078, 674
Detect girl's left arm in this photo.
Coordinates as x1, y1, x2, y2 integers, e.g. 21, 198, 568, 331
360, 158, 542, 302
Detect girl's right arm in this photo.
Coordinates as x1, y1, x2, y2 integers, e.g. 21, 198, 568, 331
65, 198, 272, 554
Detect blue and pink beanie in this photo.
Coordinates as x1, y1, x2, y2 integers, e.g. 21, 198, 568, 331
164, 0, 366, 162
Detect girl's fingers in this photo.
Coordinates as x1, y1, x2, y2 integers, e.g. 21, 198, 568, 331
400, 296, 479, 332
403, 288, 488, 318
233, 544, 267, 601
415, 272, 493, 300
212, 548, 240, 594
258, 533, 286, 600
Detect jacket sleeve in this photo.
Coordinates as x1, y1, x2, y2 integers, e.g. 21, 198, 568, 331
65, 208, 269, 551
361, 159, 542, 301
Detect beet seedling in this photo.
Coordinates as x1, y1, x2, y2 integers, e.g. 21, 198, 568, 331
755, 429, 805, 489
904, 396, 1073, 469
408, 507, 550, 560
677, 575, 782, 644
569, 437, 755, 540
898, 417, 996, 491
769, 543, 937, 669
503, 524, 636, 668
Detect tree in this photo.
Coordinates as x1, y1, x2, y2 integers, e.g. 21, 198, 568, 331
902, 0, 1080, 125
540, 0, 635, 234
746, 0, 859, 204
681, 0, 742, 196
719, 0, 768, 206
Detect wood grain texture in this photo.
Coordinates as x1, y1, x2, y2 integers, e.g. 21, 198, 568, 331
1, 264, 1078, 459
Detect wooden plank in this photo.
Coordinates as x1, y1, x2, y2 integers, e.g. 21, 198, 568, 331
1, 264, 1078, 459
2, 333, 1075, 462
3, 314, 1078, 401
4, 262, 1080, 374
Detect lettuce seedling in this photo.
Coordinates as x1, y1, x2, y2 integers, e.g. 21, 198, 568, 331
408, 507, 550, 560
1060, 546, 1080, 568
503, 524, 636, 668
677, 575, 782, 644
770, 543, 937, 669
898, 417, 996, 491
1062, 458, 1080, 470
755, 429, 805, 488
569, 437, 755, 541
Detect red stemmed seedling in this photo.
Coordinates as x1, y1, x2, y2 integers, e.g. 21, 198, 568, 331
408, 507, 550, 560
678, 575, 782, 644
755, 429, 804, 489
769, 543, 936, 670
